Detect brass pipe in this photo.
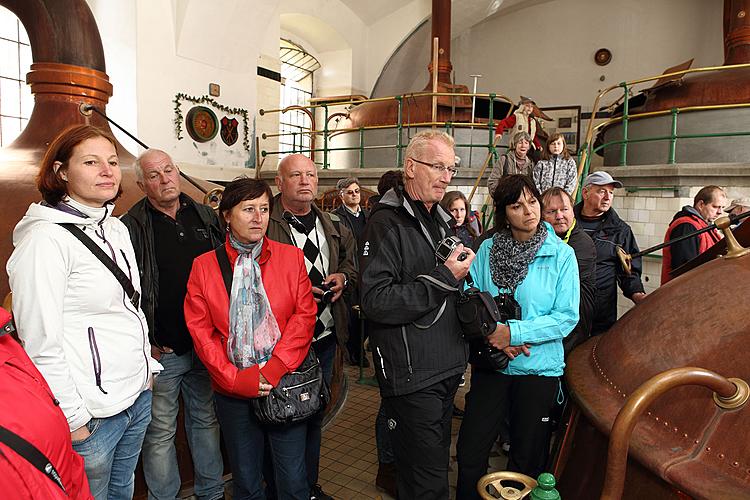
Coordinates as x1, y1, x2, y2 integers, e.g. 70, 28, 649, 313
601, 367, 749, 500
616, 210, 750, 275
431, 37, 439, 129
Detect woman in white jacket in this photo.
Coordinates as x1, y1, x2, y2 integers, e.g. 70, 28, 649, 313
7, 125, 161, 500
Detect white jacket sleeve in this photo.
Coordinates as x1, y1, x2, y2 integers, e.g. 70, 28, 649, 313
8, 229, 91, 432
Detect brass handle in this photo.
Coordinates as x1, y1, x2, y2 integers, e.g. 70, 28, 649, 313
477, 471, 537, 500
203, 187, 223, 210
601, 367, 749, 500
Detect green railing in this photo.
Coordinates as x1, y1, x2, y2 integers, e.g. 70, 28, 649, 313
258, 91, 515, 170
576, 62, 750, 201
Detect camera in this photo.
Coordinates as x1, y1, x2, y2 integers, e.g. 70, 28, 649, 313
435, 235, 468, 263
494, 293, 522, 322
318, 281, 334, 305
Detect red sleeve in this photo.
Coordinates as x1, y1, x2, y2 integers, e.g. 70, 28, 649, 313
260, 249, 316, 387
185, 258, 259, 398
533, 133, 542, 150
495, 114, 516, 136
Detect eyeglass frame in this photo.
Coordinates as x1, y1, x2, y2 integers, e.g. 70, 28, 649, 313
409, 157, 459, 176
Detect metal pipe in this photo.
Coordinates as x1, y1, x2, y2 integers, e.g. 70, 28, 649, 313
431, 37, 439, 128
667, 108, 679, 164
80, 103, 208, 195
601, 367, 748, 500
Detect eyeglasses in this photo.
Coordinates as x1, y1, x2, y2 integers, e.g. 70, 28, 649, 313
410, 157, 458, 177
344, 189, 360, 195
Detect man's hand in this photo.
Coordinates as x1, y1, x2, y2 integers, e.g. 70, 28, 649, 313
70, 424, 91, 442
316, 272, 346, 302
443, 244, 475, 280
631, 292, 647, 305
503, 344, 531, 360
487, 323, 511, 351
150, 345, 173, 361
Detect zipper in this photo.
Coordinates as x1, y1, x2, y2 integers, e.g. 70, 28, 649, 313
87, 327, 108, 394
291, 364, 318, 377
376, 347, 387, 380
400, 326, 413, 376
282, 376, 322, 393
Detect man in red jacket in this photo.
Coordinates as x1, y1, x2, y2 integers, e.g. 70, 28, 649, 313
661, 185, 726, 284
0, 307, 92, 499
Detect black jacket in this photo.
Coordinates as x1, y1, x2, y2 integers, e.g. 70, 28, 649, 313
359, 187, 469, 397
120, 194, 223, 348
574, 203, 645, 335
563, 223, 597, 356
333, 204, 368, 252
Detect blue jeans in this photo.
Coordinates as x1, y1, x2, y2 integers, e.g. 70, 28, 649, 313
214, 392, 308, 500
305, 335, 336, 488
72, 390, 152, 500
142, 350, 224, 500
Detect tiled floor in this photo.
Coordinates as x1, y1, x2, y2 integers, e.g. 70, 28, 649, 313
317, 363, 509, 499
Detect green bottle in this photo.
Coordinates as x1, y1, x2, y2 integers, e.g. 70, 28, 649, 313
530, 472, 561, 500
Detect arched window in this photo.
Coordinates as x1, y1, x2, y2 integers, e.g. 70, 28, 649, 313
279, 39, 320, 159
0, 6, 31, 147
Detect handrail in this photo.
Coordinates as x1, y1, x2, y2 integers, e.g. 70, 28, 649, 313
577, 62, 750, 200
258, 90, 515, 170
601, 367, 748, 500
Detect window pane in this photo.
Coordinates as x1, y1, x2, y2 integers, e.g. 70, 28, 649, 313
1, 116, 21, 146
19, 43, 31, 77
0, 77, 20, 117
0, 7, 18, 41
0, 38, 19, 79
18, 20, 29, 45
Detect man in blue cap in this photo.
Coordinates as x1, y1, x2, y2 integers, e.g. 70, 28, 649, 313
574, 171, 647, 335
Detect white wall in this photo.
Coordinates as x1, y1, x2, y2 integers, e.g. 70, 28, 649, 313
451, 0, 723, 111
85, 0, 139, 153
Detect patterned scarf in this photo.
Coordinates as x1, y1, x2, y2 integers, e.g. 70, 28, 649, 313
489, 223, 548, 293
227, 233, 281, 369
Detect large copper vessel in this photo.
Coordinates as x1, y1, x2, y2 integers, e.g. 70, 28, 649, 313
558, 246, 750, 499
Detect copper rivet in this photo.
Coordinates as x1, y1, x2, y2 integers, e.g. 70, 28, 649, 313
683, 433, 688, 438
673, 427, 678, 433
655, 416, 660, 421
706, 447, 712, 452
718, 453, 725, 459
732, 461, 739, 467
647, 411, 652, 416
664, 422, 669, 427
739, 10, 746, 18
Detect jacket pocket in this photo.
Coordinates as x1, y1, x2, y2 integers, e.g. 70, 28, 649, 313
88, 327, 108, 394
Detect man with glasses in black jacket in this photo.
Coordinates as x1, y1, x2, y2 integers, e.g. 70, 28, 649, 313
360, 130, 474, 499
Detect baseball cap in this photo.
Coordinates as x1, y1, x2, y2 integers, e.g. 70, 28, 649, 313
583, 171, 623, 189
725, 197, 750, 213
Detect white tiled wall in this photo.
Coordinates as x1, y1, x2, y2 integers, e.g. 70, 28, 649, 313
612, 186, 750, 318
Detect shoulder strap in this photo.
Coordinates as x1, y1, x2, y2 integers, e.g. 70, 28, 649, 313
58, 223, 140, 309
0, 424, 66, 493
215, 245, 233, 298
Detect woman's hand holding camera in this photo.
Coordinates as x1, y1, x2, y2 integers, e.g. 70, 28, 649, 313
444, 244, 475, 280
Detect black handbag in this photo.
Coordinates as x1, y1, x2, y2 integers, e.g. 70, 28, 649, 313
252, 348, 330, 425
458, 272, 510, 371
214, 246, 329, 425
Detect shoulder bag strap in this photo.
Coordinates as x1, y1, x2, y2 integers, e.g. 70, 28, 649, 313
58, 223, 140, 309
0, 424, 66, 494
214, 245, 233, 298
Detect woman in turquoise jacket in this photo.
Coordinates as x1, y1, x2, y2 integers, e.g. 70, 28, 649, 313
456, 174, 579, 499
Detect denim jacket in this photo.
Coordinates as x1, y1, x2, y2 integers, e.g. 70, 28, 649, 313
468, 222, 579, 377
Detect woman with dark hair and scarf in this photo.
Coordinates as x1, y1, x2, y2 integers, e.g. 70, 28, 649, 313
455, 175, 579, 499
184, 177, 317, 499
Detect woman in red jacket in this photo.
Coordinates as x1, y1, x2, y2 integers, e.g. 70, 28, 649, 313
0, 307, 92, 499
184, 178, 317, 500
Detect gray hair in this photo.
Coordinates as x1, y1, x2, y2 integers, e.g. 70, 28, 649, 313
336, 177, 360, 192
134, 149, 172, 182
404, 130, 455, 166
509, 131, 532, 149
